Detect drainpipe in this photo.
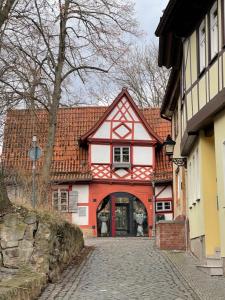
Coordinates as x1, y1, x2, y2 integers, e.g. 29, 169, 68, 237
184, 169, 189, 252
152, 180, 156, 238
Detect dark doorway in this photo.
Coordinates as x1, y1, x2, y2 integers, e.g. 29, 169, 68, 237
97, 192, 148, 237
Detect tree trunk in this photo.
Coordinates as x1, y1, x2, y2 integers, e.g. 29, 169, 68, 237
0, 0, 16, 29
39, 0, 69, 204
0, 170, 11, 211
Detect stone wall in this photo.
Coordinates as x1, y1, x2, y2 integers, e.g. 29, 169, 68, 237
156, 220, 187, 251
0, 206, 84, 299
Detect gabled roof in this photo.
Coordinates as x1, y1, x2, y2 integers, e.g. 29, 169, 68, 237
80, 88, 163, 144
2, 100, 172, 183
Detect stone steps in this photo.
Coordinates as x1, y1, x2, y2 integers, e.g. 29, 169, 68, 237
197, 257, 224, 276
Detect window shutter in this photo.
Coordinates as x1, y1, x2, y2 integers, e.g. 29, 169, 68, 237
68, 191, 78, 212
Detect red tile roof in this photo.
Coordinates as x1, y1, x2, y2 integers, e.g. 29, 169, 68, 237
2, 107, 172, 183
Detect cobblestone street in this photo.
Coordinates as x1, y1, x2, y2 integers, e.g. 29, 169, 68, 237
39, 238, 202, 300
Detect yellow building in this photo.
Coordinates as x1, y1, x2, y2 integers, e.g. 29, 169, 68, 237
156, 0, 225, 275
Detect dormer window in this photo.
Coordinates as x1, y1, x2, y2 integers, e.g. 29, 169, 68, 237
113, 146, 130, 168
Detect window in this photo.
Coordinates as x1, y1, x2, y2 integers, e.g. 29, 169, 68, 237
173, 106, 179, 138
188, 161, 192, 206
188, 147, 200, 205
181, 61, 186, 98
198, 20, 206, 72
78, 207, 87, 217
156, 201, 172, 212
223, 142, 225, 197
222, 0, 225, 45
113, 146, 130, 163
52, 189, 68, 212
210, 2, 218, 59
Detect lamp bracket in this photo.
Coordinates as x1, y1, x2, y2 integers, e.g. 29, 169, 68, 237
172, 157, 187, 168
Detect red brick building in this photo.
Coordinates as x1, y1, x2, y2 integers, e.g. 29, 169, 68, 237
2, 89, 172, 237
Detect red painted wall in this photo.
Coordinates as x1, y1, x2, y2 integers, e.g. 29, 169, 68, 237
86, 183, 153, 237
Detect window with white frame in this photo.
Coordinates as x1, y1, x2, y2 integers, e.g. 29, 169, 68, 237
210, 2, 218, 59
196, 148, 200, 199
188, 147, 200, 205
223, 142, 225, 195
113, 146, 130, 163
52, 189, 68, 212
156, 201, 172, 212
199, 19, 206, 72
78, 207, 87, 217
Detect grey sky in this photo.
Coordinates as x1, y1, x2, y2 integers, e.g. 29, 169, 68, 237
134, 0, 169, 41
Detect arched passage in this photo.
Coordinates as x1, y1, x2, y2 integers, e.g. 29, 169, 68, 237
97, 192, 148, 237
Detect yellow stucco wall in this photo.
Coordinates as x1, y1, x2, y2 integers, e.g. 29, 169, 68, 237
188, 140, 205, 239
214, 109, 225, 257
200, 132, 220, 256
188, 132, 221, 256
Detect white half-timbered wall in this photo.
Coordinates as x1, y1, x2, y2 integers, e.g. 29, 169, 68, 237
90, 96, 155, 181
92, 97, 153, 141
155, 185, 173, 220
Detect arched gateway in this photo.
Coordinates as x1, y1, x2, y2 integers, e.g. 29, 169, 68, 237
97, 192, 148, 237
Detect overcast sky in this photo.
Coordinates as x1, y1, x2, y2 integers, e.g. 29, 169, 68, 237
134, 0, 169, 42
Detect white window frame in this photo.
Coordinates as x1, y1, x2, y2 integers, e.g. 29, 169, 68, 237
113, 146, 130, 163
199, 19, 206, 72
52, 189, 69, 212
196, 148, 200, 200
188, 161, 192, 206
188, 147, 200, 205
156, 201, 172, 212
210, 2, 218, 59
223, 141, 225, 196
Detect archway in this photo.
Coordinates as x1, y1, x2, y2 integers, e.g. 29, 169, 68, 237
97, 192, 148, 237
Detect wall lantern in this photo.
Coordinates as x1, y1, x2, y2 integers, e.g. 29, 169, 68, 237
163, 135, 187, 168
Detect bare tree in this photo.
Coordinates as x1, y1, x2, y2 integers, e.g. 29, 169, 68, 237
0, 0, 20, 210
115, 43, 170, 107
0, 0, 18, 29
0, 0, 138, 203
84, 42, 170, 107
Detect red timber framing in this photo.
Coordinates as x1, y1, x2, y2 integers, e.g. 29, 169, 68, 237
155, 185, 173, 217
80, 88, 163, 144
83, 89, 159, 183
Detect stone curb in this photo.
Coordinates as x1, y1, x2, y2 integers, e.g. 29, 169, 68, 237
63, 248, 94, 299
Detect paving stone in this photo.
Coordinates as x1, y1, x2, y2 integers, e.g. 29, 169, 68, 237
39, 238, 202, 299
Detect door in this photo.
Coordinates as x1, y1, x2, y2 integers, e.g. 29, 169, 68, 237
115, 203, 129, 236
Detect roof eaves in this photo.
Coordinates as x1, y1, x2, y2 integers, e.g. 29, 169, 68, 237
160, 68, 180, 118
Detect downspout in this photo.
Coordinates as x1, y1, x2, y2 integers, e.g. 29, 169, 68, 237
152, 180, 156, 238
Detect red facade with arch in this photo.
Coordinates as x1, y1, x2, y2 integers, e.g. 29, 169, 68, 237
89, 183, 153, 237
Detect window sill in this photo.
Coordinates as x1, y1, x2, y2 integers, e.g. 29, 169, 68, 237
112, 163, 131, 169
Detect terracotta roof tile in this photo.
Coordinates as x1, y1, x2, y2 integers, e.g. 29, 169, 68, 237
2, 107, 172, 182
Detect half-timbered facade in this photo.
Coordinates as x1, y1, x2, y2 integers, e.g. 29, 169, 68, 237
2, 89, 172, 238
156, 0, 225, 274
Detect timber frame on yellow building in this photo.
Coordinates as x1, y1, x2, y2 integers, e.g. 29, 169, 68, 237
156, 0, 225, 275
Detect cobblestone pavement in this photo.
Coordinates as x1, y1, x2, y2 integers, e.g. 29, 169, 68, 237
165, 251, 225, 300
39, 238, 201, 300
